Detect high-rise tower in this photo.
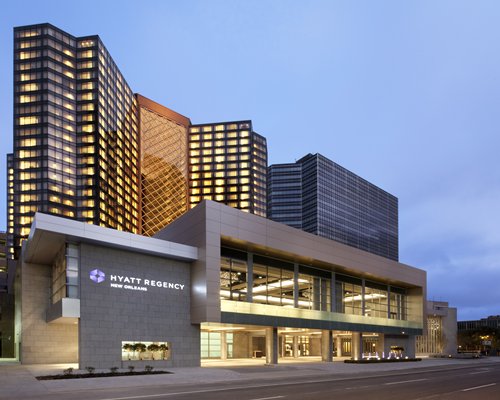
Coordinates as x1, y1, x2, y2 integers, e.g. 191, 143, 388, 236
9, 23, 140, 258
268, 153, 398, 261
137, 94, 190, 236
188, 121, 267, 217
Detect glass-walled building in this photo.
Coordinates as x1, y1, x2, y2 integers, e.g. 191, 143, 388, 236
267, 163, 302, 229
137, 94, 190, 236
188, 121, 267, 217
268, 153, 399, 261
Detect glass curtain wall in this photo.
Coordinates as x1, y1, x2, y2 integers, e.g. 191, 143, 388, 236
297, 265, 331, 311
220, 247, 408, 321
253, 256, 294, 307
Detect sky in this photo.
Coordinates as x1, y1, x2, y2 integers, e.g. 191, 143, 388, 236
1, 0, 499, 321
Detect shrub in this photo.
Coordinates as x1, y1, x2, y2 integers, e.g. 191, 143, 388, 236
110, 367, 119, 374
128, 365, 135, 373
85, 366, 95, 374
145, 365, 154, 373
63, 367, 73, 375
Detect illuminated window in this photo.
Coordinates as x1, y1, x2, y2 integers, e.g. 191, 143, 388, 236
19, 95, 36, 103
202, 126, 212, 132
19, 138, 37, 147
20, 83, 39, 91
79, 40, 95, 48
81, 124, 94, 133
79, 50, 94, 58
81, 82, 94, 90
19, 116, 39, 125
78, 71, 92, 79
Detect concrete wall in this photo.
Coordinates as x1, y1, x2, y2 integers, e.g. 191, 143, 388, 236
20, 261, 78, 364
442, 306, 457, 355
79, 243, 199, 369
233, 332, 251, 358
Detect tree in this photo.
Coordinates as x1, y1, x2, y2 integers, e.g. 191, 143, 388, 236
159, 343, 169, 360
135, 342, 147, 360
147, 343, 160, 360
122, 343, 133, 360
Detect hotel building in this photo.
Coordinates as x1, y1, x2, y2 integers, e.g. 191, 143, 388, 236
188, 121, 267, 217
268, 153, 399, 261
137, 94, 191, 236
6, 24, 425, 366
18, 201, 425, 367
9, 23, 140, 261
9, 24, 268, 259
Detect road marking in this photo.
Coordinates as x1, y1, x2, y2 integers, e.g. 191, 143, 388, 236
385, 378, 428, 385
462, 383, 496, 392
468, 371, 489, 375
100, 386, 285, 400
250, 397, 284, 400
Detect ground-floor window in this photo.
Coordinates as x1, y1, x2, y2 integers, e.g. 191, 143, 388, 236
121, 341, 170, 361
201, 332, 234, 359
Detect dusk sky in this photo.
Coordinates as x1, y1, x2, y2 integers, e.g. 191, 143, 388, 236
1, 1, 499, 321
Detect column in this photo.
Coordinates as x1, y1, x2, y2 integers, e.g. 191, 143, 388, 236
361, 279, 366, 316
266, 327, 278, 364
406, 336, 416, 358
247, 252, 253, 303
331, 272, 336, 312
221, 332, 227, 360
335, 335, 342, 357
293, 336, 299, 358
293, 263, 299, 308
321, 330, 333, 362
352, 332, 363, 361
378, 333, 385, 359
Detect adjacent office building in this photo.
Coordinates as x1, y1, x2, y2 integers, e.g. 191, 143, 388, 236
458, 316, 500, 331
18, 201, 425, 368
268, 153, 399, 261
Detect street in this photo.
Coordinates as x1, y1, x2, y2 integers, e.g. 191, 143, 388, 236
16, 361, 500, 400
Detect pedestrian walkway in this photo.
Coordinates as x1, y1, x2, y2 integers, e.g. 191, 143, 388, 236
1, 357, 499, 399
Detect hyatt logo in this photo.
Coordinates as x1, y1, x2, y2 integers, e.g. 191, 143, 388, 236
89, 269, 106, 283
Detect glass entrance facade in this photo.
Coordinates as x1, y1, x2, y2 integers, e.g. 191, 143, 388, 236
220, 246, 410, 320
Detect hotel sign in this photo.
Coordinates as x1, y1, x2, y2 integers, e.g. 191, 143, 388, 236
89, 269, 185, 292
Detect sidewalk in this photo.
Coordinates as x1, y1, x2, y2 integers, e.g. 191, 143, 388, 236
1, 357, 499, 398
